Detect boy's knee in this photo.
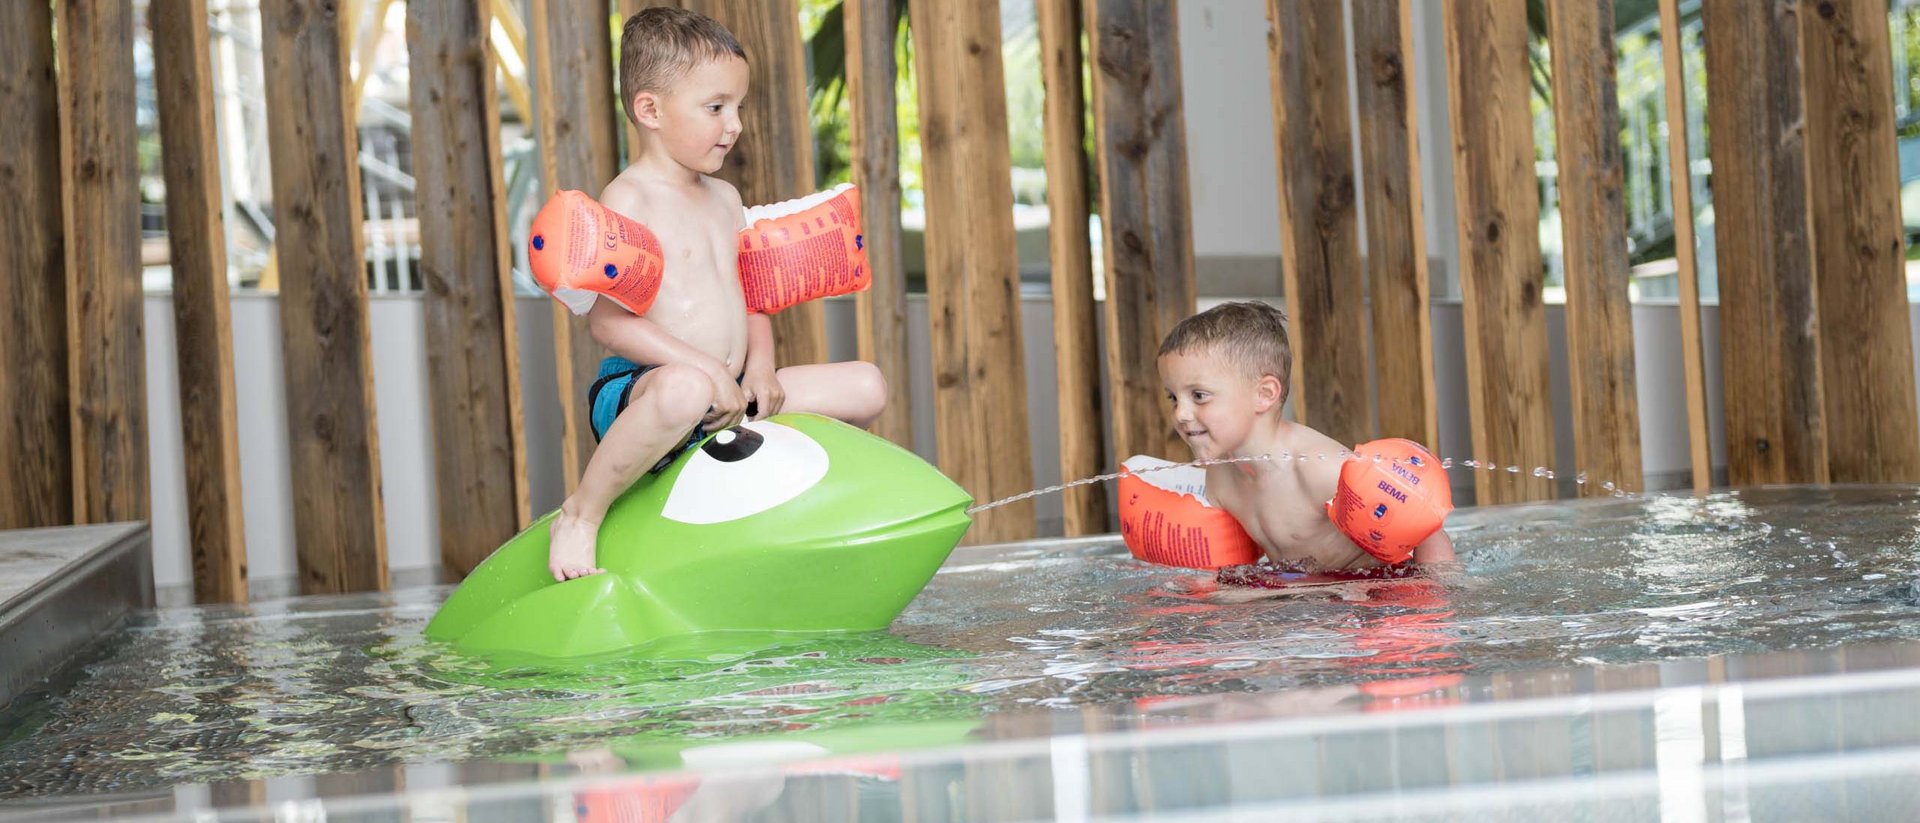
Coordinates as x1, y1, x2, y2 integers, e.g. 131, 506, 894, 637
851, 361, 887, 423
638, 364, 712, 427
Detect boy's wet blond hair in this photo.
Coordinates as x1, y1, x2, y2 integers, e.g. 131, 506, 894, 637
619, 7, 747, 125
1158, 301, 1292, 385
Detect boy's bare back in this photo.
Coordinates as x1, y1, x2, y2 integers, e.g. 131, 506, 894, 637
592, 170, 750, 376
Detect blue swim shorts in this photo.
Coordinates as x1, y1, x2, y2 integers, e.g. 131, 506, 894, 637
587, 356, 750, 474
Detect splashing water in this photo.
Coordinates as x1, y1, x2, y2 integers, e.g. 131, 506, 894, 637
966, 448, 1643, 516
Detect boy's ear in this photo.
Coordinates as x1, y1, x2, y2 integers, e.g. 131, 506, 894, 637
1254, 373, 1286, 413
632, 91, 663, 130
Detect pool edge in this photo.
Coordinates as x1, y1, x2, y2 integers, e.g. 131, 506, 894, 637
0, 523, 152, 710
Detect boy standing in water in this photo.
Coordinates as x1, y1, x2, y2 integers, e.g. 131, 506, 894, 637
1158, 301, 1456, 571
547, 8, 887, 582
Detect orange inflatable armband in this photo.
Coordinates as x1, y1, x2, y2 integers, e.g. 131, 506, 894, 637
1117, 456, 1262, 570
738, 184, 869, 314
526, 190, 666, 316
1325, 439, 1453, 565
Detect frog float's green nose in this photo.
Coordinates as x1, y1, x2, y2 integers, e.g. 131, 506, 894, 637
425, 414, 974, 658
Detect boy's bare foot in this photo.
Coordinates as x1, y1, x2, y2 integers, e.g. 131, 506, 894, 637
548, 512, 608, 582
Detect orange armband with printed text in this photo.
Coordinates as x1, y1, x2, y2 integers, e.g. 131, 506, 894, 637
1325, 439, 1453, 565
1117, 455, 1262, 570
525, 190, 666, 316
738, 184, 869, 314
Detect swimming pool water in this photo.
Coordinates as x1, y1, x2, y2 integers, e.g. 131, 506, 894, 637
5, 486, 1920, 800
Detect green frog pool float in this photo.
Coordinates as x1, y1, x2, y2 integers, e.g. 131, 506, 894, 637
426, 414, 974, 658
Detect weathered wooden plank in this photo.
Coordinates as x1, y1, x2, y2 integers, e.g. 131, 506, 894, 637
1441, 0, 1556, 503
1546, 0, 1644, 495
1800, 0, 1920, 482
482, 2, 533, 531
1657, 0, 1713, 493
1351, 0, 1439, 451
1268, 0, 1370, 448
60, 0, 149, 524
259, 0, 389, 592
907, 0, 1036, 542
1701, 0, 1829, 485
1088, 0, 1196, 464
0, 2, 72, 529
844, 0, 915, 450
681, 0, 829, 368
152, 0, 250, 601
1037, 0, 1108, 535
530, 0, 620, 494
408, 0, 528, 579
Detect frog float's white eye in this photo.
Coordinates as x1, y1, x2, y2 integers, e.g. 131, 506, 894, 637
660, 421, 829, 524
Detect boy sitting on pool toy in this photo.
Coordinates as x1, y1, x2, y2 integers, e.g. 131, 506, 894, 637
545, 8, 886, 582
1157, 301, 1456, 572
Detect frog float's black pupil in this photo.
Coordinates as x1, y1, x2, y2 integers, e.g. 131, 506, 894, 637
702, 426, 765, 462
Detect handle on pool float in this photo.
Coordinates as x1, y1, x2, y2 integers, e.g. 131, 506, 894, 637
1117, 455, 1262, 570
526, 185, 869, 317
1325, 438, 1453, 565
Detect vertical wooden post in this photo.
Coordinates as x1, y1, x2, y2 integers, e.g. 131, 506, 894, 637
1088, 0, 1197, 464
153, 0, 251, 601
1442, 0, 1556, 503
907, 0, 1036, 542
531, 0, 620, 495
1801, 0, 1920, 482
1701, 0, 1829, 485
0, 1, 72, 529
408, 0, 531, 579
682, 0, 829, 367
1037, 0, 1108, 534
845, 0, 916, 450
1351, 0, 1439, 450
1268, 0, 1371, 448
259, 0, 389, 592
1546, 0, 1644, 495
60, 0, 149, 524
1657, 0, 1713, 492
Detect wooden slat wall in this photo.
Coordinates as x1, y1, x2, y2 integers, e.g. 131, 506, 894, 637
907, 0, 1036, 542
1546, 0, 1644, 495
152, 0, 249, 602
844, 0, 916, 450
531, 0, 621, 494
483, 6, 533, 533
0, 2, 72, 530
408, 0, 529, 579
1088, 0, 1196, 464
1656, 0, 1712, 492
683, 0, 830, 367
60, 0, 149, 524
1800, 0, 1920, 482
1441, 0, 1555, 503
259, 0, 389, 593
1268, 0, 1370, 449
1036, 0, 1108, 535
1701, 0, 1829, 485
1350, 0, 1439, 450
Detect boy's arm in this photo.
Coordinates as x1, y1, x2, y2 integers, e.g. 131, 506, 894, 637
1411, 527, 1456, 564
743, 313, 775, 375
588, 301, 731, 379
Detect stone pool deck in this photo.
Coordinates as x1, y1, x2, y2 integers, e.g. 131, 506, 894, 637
0, 523, 150, 709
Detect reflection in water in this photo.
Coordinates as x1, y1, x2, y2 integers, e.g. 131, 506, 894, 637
7, 487, 1920, 801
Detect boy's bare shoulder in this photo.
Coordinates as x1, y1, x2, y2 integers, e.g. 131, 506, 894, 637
703, 176, 746, 227
598, 171, 655, 223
